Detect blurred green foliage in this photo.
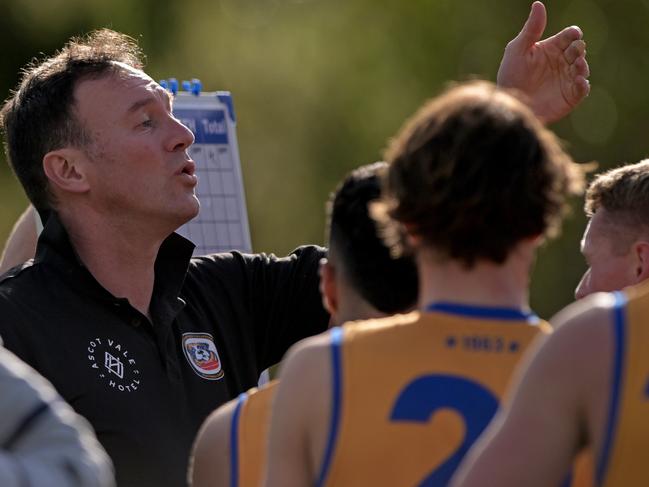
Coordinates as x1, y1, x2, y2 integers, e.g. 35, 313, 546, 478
0, 0, 645, 318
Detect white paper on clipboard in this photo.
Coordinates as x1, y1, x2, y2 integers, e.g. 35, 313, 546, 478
173, 91, 252, 255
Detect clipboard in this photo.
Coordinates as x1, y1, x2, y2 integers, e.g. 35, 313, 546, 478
167, 80, 252, 255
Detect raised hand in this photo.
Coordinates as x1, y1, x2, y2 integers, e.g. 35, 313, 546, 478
497, 1, 590, 124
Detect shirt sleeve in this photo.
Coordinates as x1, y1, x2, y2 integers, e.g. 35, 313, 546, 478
191, 245, 330, 374
0, 347, 115, 487
243, 245, 330, 369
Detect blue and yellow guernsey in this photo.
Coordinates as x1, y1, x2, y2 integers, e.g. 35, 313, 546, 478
230, 381, 277, 487
596, 283, 649, 487
315, 304, 552, 487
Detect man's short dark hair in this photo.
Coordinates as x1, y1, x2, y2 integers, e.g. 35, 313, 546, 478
377, 81, 584, 268
1, 29, 144, 211
327, 162, 418, 314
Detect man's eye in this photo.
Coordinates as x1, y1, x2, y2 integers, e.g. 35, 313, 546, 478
141, 119, 154, 127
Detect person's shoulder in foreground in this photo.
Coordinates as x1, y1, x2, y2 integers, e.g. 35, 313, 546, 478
0, 344, 114, 487
452, 281, 649, 487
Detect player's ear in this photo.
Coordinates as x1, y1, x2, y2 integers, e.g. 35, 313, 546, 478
319, 258, 338, 317
43, 148, 90, 195
518, 233, 545, 249
633, 240, 649, 283
531, 233, 545, 246
403, 223, 423, 248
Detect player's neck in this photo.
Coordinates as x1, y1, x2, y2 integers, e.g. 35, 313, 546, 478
333, 299, 385, 327
330, 280, 388, 326
415, 247, 532, 312
58, 207, 168, 318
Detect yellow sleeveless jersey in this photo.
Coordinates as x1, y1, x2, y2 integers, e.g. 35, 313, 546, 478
316, 303, 552, 487
596, 284, 649, 487
231, 381, 277, 487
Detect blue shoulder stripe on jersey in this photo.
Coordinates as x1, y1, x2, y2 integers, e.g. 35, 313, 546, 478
230, 392, 248, 487
315, 327, 343, 487
425, 302, 539, 322
596, 291, 627, 486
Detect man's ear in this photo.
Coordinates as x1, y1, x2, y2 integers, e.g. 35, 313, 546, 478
319, 258, 338, 317
42, 148, 90, 194
633, 240, 649, 284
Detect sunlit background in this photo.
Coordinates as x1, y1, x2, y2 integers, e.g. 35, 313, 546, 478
0, 0, 645, 318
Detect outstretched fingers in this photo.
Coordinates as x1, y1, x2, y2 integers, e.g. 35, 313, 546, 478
567, 39, 590, 102
564, 39, 586, 64
569, 55, 590, 79
543, 25, 583, 52
572, 76, 591, 100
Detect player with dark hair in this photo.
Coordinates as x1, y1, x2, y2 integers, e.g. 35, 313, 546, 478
263, 80, 585, 487
321, 161, 418, 320
190, 162, 417, 487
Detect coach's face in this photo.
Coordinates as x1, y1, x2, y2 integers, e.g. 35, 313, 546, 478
575, 209, 646, 299
73, 63, 198, 233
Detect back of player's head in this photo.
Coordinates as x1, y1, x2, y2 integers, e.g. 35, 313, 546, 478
326, 162, 418, 314
585, 159, 649, 228
379, 80, 584, 267
1, 29, 144, 212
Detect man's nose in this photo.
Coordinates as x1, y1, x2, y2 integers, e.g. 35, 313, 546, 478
167, 117, 195, 152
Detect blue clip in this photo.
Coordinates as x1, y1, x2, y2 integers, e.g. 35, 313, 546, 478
182, 80, 191, 92
169, 78, 178, 96
159, 79, 168, 90
191, 79, 202, 96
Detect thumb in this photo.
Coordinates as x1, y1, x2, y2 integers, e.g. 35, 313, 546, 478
510, 1, 547, 51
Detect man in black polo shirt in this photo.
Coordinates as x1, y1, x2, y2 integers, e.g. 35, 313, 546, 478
0, 31, 328, 487
0, 4, 589, 486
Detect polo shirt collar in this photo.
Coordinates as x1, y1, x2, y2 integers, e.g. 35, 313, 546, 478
35, 212, 195, 317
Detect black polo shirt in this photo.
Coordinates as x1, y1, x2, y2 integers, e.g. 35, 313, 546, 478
0, 214, 328, 487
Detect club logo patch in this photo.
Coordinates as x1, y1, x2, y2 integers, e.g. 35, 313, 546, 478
86, 337, 141, 393
182, 333, 224, 380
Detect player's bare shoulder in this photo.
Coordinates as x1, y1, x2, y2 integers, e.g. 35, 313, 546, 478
553, 292, 618, 328
190, 397, 237, 487
545, 292, 620, 411
277, 328, 334, 387
550, 292, 619, 354
544, 292, 618, 362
